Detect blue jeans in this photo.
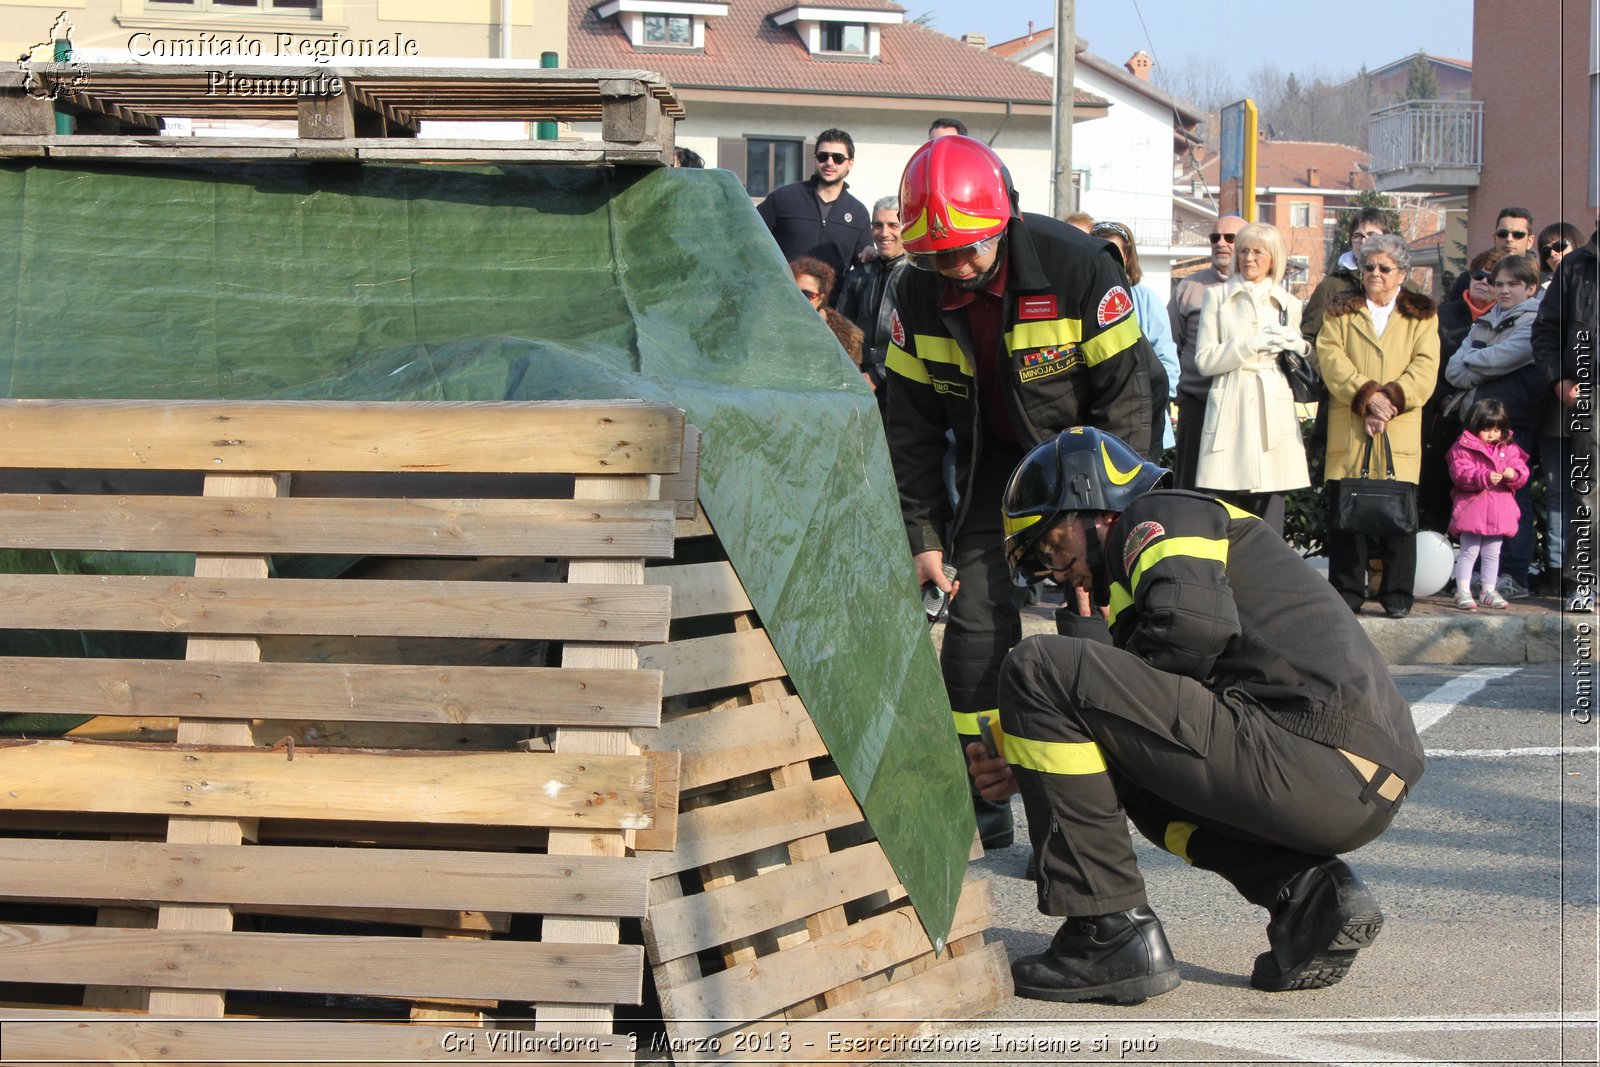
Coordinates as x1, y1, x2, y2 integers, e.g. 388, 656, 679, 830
1541, 435, 1571, 570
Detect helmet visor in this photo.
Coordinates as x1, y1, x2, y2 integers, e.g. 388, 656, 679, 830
906, 234, 1000, 272
1002, 510, 1060, 587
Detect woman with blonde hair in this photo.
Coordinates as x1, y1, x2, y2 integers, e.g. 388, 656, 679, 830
1190, 221, 1311, 534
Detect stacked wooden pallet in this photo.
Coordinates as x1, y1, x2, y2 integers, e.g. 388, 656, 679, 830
635, 521, 1013, 1061
0, 64, 682, 164
0, 398, 686, 1063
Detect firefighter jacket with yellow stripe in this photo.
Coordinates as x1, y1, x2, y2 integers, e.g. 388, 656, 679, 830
1104, 490, 1424, 786
884, 212, 1155, 555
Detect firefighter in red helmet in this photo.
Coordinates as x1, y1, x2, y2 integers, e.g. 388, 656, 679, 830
885, 135, 1158, 852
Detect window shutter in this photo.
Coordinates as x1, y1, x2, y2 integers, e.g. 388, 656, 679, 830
717, 138, 747, 186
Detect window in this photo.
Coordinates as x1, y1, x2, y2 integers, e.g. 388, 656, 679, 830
820, 22, 867, 54
148, 0, 321, 12
643, 14, 692, 45
1286, 255, 1310, 285
743, 138, 803, 199
1290, 202, 1312, 228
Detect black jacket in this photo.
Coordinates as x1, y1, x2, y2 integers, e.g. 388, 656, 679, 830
1107, 490, 1424, 783
1535, 233, 1598, 392
884, 212, 1154, 554
836, 251, 911, 384
755, 176, 872, 286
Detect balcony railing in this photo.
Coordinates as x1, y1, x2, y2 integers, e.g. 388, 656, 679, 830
1368, 99, 1483, 179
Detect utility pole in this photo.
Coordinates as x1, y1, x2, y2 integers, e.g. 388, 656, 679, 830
1051, 0, 1076, 219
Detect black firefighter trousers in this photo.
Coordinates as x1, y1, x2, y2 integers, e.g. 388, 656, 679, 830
999, 635, 1401, 916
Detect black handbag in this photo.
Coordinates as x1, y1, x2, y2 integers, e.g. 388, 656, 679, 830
1278, 347, 1321, 404
1336, 433, 1418, 537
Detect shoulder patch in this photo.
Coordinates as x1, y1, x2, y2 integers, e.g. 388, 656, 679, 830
1097, 285, 1134, 327
890, 307, 906, 349
1121, 520, 1166, 574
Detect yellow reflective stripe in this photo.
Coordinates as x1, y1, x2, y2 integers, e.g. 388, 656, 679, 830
1105, 580, 1133, 628
1079, 314, 1143, 367
1220, 501, 1257, 521
901, 207, 929, 245
1002, 511, 1041, 539
1006, 318, 1084, 352
1163, 820, 1198, 864
1005, 735, 1108, 775
913, 334, 974, 377
952, 709, 995, 737
947, 204, 1004, 233
1127, 536, 1229, 595
885, 343, 932, 384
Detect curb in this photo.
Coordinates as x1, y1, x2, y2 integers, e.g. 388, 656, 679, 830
928, 606, 1596, 667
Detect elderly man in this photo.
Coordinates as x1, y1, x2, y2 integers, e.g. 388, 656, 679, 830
835, 195, 908, 411
755, 127, 872, 299
1168, 215, 1245, 489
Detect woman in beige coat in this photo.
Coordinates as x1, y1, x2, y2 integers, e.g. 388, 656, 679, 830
1316, 233, 1440, 617
1193, 222, 1310, 534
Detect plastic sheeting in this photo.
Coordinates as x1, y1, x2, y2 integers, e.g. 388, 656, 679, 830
0, 160, 972, 945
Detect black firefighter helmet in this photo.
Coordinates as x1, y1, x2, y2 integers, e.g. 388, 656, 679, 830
1001, 427, 1171, 585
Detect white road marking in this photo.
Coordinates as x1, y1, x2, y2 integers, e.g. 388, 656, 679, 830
1411, 666, 1521, 734
1426, 746, 1600, 758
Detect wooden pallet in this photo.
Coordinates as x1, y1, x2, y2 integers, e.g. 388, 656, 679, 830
0, 64, 681, 164
0, 398, 687, 1062
634, 531, 1012, 1062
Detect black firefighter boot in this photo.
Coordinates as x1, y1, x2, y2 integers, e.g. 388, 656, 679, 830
1251, 858, 1385, 991
1011, 906, 1180, 1004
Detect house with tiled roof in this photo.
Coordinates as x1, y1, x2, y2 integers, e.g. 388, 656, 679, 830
991, 26, 1207, 298
567, 0, 1109, 211
1193, 139, 1376, 295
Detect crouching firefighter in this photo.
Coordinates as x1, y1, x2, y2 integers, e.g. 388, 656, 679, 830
968, 426, 1423, 1004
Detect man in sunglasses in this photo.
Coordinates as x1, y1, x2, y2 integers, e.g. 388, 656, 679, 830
1166, 214, 1245, 490
1443, 207, 1536, 303
755, 128, 872, 302
970, 427, 1420, 1003
883, 134, 1155, 853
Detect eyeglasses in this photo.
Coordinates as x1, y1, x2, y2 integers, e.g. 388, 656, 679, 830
1237, 247, 1270, 258
1469, 269, 1493, 282
799, 288, 822, 302
1495, 228, 1529, 240
1209, 232, 1237, 244
1362, 263, 1398, 275
906, 234, 1000, 272
1541, 240, 1572, 255
815, 151, 850, 165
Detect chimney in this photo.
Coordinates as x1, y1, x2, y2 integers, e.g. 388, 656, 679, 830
962, 33, 987, 48
1307, 167, 1319, 187
1125, 50, 1154, 82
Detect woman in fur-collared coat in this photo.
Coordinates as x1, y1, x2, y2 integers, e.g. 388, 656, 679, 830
1316, 233, 1440, 617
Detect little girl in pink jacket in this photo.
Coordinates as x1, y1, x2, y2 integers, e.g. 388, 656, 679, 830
1447, 398, 1531, 610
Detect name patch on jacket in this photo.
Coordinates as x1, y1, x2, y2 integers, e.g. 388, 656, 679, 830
1017, 344, 1083, 383
1018, 295, 1059, 321
1096, 285, 1134, 327
1121, 520, 1166, 574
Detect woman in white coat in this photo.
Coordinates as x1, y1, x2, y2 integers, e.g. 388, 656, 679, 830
1192, 221, 1311, 535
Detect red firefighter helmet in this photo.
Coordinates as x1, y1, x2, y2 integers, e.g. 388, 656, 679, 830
898, 135, 1015, 259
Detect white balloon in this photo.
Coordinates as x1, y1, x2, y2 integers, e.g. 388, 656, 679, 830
1412, 530, 1456, 597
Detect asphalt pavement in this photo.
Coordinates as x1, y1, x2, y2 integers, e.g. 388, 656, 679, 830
912, 601, 1599, 1065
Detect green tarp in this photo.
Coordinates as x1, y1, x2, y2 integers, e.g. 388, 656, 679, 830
0, 160, 972, 945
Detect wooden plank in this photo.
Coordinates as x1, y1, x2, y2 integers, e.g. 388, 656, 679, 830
538, 471, 652, 1036
638, 629, 786, 699
0, 574, 671, 643
0, 741, 663, 829
0, 924, 643, 1004
0, 399, 684, 475
645, 696, 825, 791
0, 495, 675, 557
152, 469, 277, 1018
0, 1015, 632, 1063
645, 560, 752, 620
0, 840, 650, 917
649, 775, 863, 878
298, 90, 357, 138
659, 881, 995, 1042
0, 86, 54, 136
645, 842, 900, 964
0, 659, 663, 727
702, 941, 1012, 1063
599, 79, 661, 144
658, 424, 701, 518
